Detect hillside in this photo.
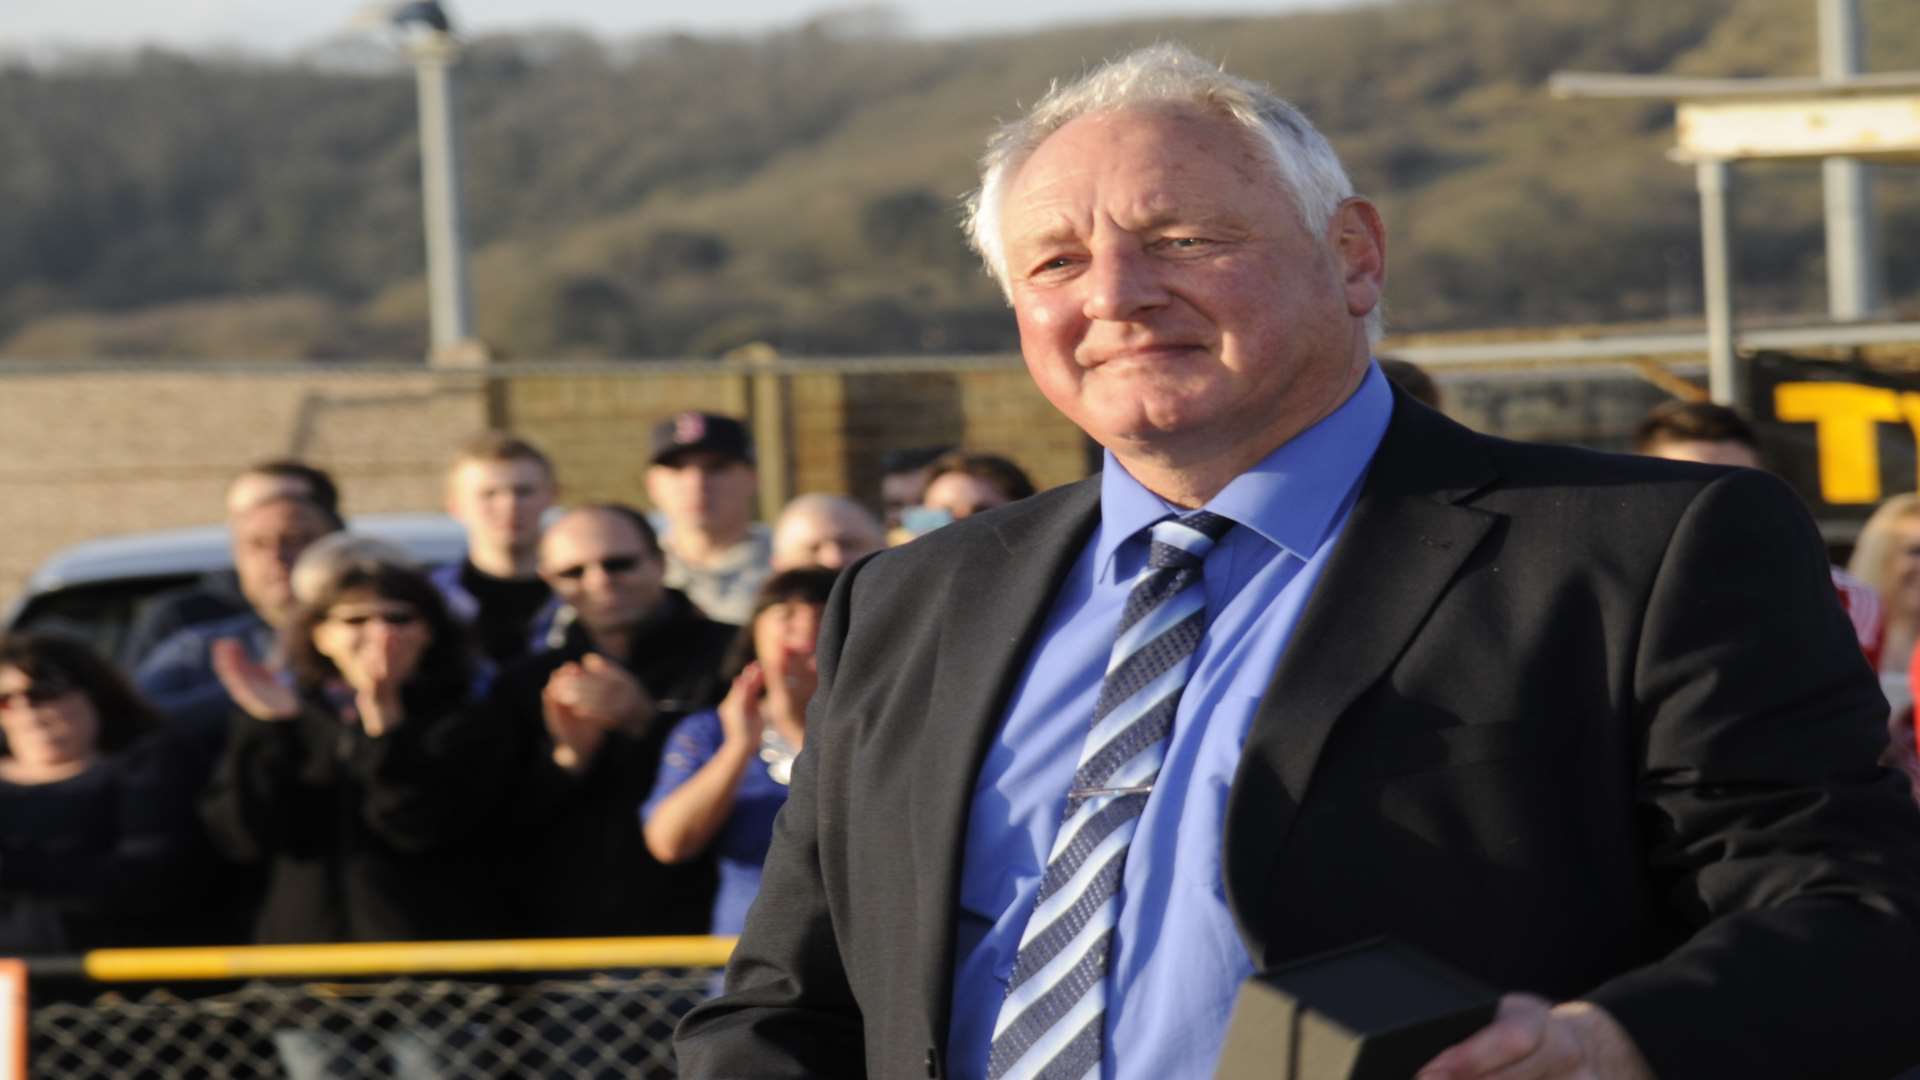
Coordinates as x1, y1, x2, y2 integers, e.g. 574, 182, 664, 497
1, 0, 1916, 361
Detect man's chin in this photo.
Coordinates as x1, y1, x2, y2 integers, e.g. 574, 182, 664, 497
256, 599, 299, 627
582, 611, 640, 636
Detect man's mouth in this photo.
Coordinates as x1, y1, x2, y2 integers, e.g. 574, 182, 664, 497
1081, 342, 1201, 368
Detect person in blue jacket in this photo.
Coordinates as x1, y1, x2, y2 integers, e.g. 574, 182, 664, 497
641, 567, 838, 934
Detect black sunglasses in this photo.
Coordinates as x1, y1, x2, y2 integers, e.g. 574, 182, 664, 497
0, 676, 76, 710
552, 555, 646, 580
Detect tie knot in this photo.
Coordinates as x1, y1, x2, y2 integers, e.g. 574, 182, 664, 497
1146, 511, 1233, 570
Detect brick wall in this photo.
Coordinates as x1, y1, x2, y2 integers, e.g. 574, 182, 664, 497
0, 369, 492, 601
0, 361, 1088, 606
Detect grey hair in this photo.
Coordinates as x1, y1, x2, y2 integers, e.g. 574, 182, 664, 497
962, 42, 1382, 344
290, 532, 419, 607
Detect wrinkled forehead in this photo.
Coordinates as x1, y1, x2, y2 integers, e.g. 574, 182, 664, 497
1037, 103, 1275, 173
1003, 105, 1292, 236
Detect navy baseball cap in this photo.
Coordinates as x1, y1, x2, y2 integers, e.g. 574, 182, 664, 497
649, 411, 755, 467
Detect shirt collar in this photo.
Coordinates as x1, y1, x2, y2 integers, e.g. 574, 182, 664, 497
1094, 361, 1394, 578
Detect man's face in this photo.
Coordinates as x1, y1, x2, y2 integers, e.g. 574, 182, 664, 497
446, 458, 556, 556
921, 472, 1009, 522
645, 451, 757, 535
880, 470, 930, 531
540, 513, 666, 640
231, 498, 336, 625
772, 502, 883, 571
1644, 438, 1761, 470
999, 106, 1384, 475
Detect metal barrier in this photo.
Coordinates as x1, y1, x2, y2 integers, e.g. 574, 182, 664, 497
12, 936, 734, 1080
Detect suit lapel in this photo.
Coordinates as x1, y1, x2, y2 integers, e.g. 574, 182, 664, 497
910, 478, 1103, 1047
1222, 398, 1499, 964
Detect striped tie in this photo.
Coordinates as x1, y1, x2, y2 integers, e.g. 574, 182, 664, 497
986, 511, 1233, 1080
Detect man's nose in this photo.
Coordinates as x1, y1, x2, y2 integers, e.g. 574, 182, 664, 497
1082, 247, 1167, 322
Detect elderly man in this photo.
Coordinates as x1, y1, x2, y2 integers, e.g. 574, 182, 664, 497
770, 493, 885, 572
677, 45, 1920, 1080
484, 504, 736, 937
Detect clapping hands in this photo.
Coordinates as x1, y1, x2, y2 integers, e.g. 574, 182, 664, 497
716, 662, 769, 750
543, 653, 655, 772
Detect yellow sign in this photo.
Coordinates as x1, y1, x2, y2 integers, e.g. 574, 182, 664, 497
1773, 382, 1920, 504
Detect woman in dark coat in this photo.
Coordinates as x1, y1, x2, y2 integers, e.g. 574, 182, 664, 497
200, 540, 510, 944
0, 633, 204, 953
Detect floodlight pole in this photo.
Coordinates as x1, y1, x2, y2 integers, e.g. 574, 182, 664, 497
1819, 0, 1881, 320
1696, 161, 1740, 405
408, 31, 475, 365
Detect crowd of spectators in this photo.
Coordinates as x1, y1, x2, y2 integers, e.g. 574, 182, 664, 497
3, 391, 1918, 963
0, 411, 1025, 958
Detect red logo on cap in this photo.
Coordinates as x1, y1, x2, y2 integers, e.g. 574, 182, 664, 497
674, 413, 707, 445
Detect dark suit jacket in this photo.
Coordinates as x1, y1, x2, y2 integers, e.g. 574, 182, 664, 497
677, 396, 1920, 1079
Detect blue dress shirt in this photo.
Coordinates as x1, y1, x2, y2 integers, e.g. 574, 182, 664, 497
947, 364, 1394, 1079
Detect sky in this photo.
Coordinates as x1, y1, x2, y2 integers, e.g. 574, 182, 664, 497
4, 0, 1359, 55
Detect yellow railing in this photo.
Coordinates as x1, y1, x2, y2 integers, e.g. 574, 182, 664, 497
65, 935, 737, 983
20, 936, 740, 1078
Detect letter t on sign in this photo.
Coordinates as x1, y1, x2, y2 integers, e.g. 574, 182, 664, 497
1773, 382, 1903, 504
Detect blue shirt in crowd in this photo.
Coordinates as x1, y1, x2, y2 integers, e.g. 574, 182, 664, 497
945, 363, 1393, 1079
643, 708, 793, 935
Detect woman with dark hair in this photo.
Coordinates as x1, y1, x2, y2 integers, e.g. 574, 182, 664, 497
0, 633, 204, 952
643, 567, 838, 934
200, 544, 510, 945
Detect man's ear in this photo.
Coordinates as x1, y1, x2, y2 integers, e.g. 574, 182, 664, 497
1328, 197, 1387, 321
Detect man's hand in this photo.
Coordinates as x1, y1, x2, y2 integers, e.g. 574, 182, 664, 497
542, 655, 654, 772
211, 638, 298, 721
1417, 995, 1653, 1080
548, 653, 653, 729
542, 692, 601, 773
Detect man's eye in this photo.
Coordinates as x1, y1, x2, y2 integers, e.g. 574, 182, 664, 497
1161, 236, 1209, 249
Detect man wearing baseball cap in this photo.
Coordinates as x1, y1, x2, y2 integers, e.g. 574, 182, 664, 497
644, 411, 772, 625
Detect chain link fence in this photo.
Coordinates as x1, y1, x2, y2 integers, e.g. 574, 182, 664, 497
31, 970, 713, 1079
17, 939, 731, 1079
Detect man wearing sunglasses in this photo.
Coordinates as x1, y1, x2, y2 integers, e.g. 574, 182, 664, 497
481, 503, 736, 938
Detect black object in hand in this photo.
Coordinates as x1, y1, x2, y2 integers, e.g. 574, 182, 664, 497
1214, 938, 1499, 1079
